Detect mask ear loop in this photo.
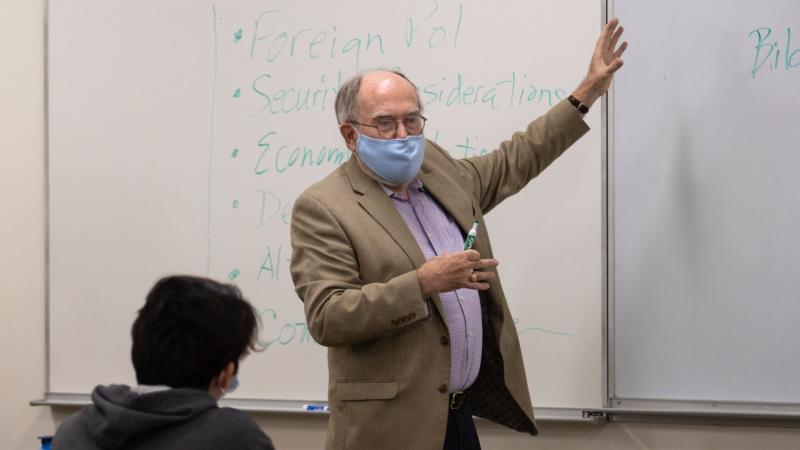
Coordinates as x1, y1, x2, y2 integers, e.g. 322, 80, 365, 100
350, 123, 361, 150
224, 376, 239, 396
220, 360, 239, 397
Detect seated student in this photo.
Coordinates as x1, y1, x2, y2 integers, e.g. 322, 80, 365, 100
54, 275, 275, 450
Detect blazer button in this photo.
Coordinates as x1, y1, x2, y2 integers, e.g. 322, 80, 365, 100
440, 336, 449, 345
438, 384, 448, 393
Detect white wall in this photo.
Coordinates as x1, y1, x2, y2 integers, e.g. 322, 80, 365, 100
0, 0, 53, 448
3, 0, 800, 449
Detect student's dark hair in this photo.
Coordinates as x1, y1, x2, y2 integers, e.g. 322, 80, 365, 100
131, 275, 260, 390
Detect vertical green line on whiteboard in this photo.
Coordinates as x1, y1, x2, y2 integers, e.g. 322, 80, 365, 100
454, 3, 463, 48
207, 4, 220, 275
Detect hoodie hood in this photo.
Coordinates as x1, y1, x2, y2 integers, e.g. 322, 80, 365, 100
82, 384, 218, 448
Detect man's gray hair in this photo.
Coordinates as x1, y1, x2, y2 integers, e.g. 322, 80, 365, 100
334, 69, 424, 124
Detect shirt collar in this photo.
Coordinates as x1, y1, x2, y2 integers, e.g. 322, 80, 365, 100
379, 178, 424, 199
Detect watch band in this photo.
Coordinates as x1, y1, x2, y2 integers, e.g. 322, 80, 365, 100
568, 95, 589, 114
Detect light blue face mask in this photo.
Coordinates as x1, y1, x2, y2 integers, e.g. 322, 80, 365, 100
355, 133, 426, 184
223, 376, 239, 397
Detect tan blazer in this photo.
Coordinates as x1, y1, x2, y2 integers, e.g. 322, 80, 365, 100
290, 100, 589, 450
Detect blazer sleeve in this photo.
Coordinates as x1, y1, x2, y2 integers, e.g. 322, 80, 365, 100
290, 192, 429, 347
459, 99, 591, 214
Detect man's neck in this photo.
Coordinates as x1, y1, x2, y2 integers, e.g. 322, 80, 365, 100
383, 182, 410, 199
355, 157, 412, 197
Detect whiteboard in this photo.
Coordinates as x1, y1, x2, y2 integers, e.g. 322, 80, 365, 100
610, 0, 800, 409
48, 0, 604, 410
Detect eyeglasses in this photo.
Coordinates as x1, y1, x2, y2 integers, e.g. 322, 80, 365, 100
350, 115, 427, 139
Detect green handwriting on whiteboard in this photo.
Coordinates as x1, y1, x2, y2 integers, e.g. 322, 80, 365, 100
259, 309, 315, 348
421, 72, 565, 110
251, 72, 341, 116
257, 244, 291, 281
257, 312, 573, 349
248, 10, 386, 71
258, 190, 292, 227
405, 0, 463, 49
249, 70, 565, 116
514, 317, 574, 337
749, 27, 800, 78
254, 130, 350, 175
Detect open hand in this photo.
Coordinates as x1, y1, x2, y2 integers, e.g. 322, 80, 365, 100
572, 17, 628, 108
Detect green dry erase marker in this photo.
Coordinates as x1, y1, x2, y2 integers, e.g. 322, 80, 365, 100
463, 221, 479, 250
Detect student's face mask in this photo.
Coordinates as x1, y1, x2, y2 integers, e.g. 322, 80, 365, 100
355, 132, 425, 184
223, 376, 239, 397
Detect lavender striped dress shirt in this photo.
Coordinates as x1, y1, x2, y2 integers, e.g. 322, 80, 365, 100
382, 179, 482, 393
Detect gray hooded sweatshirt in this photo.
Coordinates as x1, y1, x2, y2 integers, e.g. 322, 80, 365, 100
53, 385, 274, 450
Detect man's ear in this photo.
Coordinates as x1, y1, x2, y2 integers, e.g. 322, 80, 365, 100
340, 123, 358, 153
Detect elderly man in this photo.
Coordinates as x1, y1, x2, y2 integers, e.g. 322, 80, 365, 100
290, 19, 626, 450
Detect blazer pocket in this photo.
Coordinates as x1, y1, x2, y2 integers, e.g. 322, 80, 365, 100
336, 381, 399, 401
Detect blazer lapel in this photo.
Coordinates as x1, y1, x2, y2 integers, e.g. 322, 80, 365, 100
344, 155, 476, 322
417, 161, 476, 236
345, 159, 427, 269
416, 157, 478, 322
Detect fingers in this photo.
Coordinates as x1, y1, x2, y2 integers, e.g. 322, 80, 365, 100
459, 251, 499, 271
609, 57, 624, 72
464, 249, 481, 261
440, 251, 499, 291
608, 26, 624, 54
472, 258, 499, 270
613, 41, 628, 60
472, 270, 496, 283
422, 252, 500, 295
607, 17, 620, 35
598, 17, 619, 49
466, 270, 495, 290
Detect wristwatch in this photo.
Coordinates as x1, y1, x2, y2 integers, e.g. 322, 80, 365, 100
568, 95, 589, 114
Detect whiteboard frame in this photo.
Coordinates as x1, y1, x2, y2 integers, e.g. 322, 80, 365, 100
600, 0, 610, 412
38, 0, 610, 419
604, 0, 800, 418
31, 392, 607, 423
43, 0, 52, 396
38, 0, 800, 425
